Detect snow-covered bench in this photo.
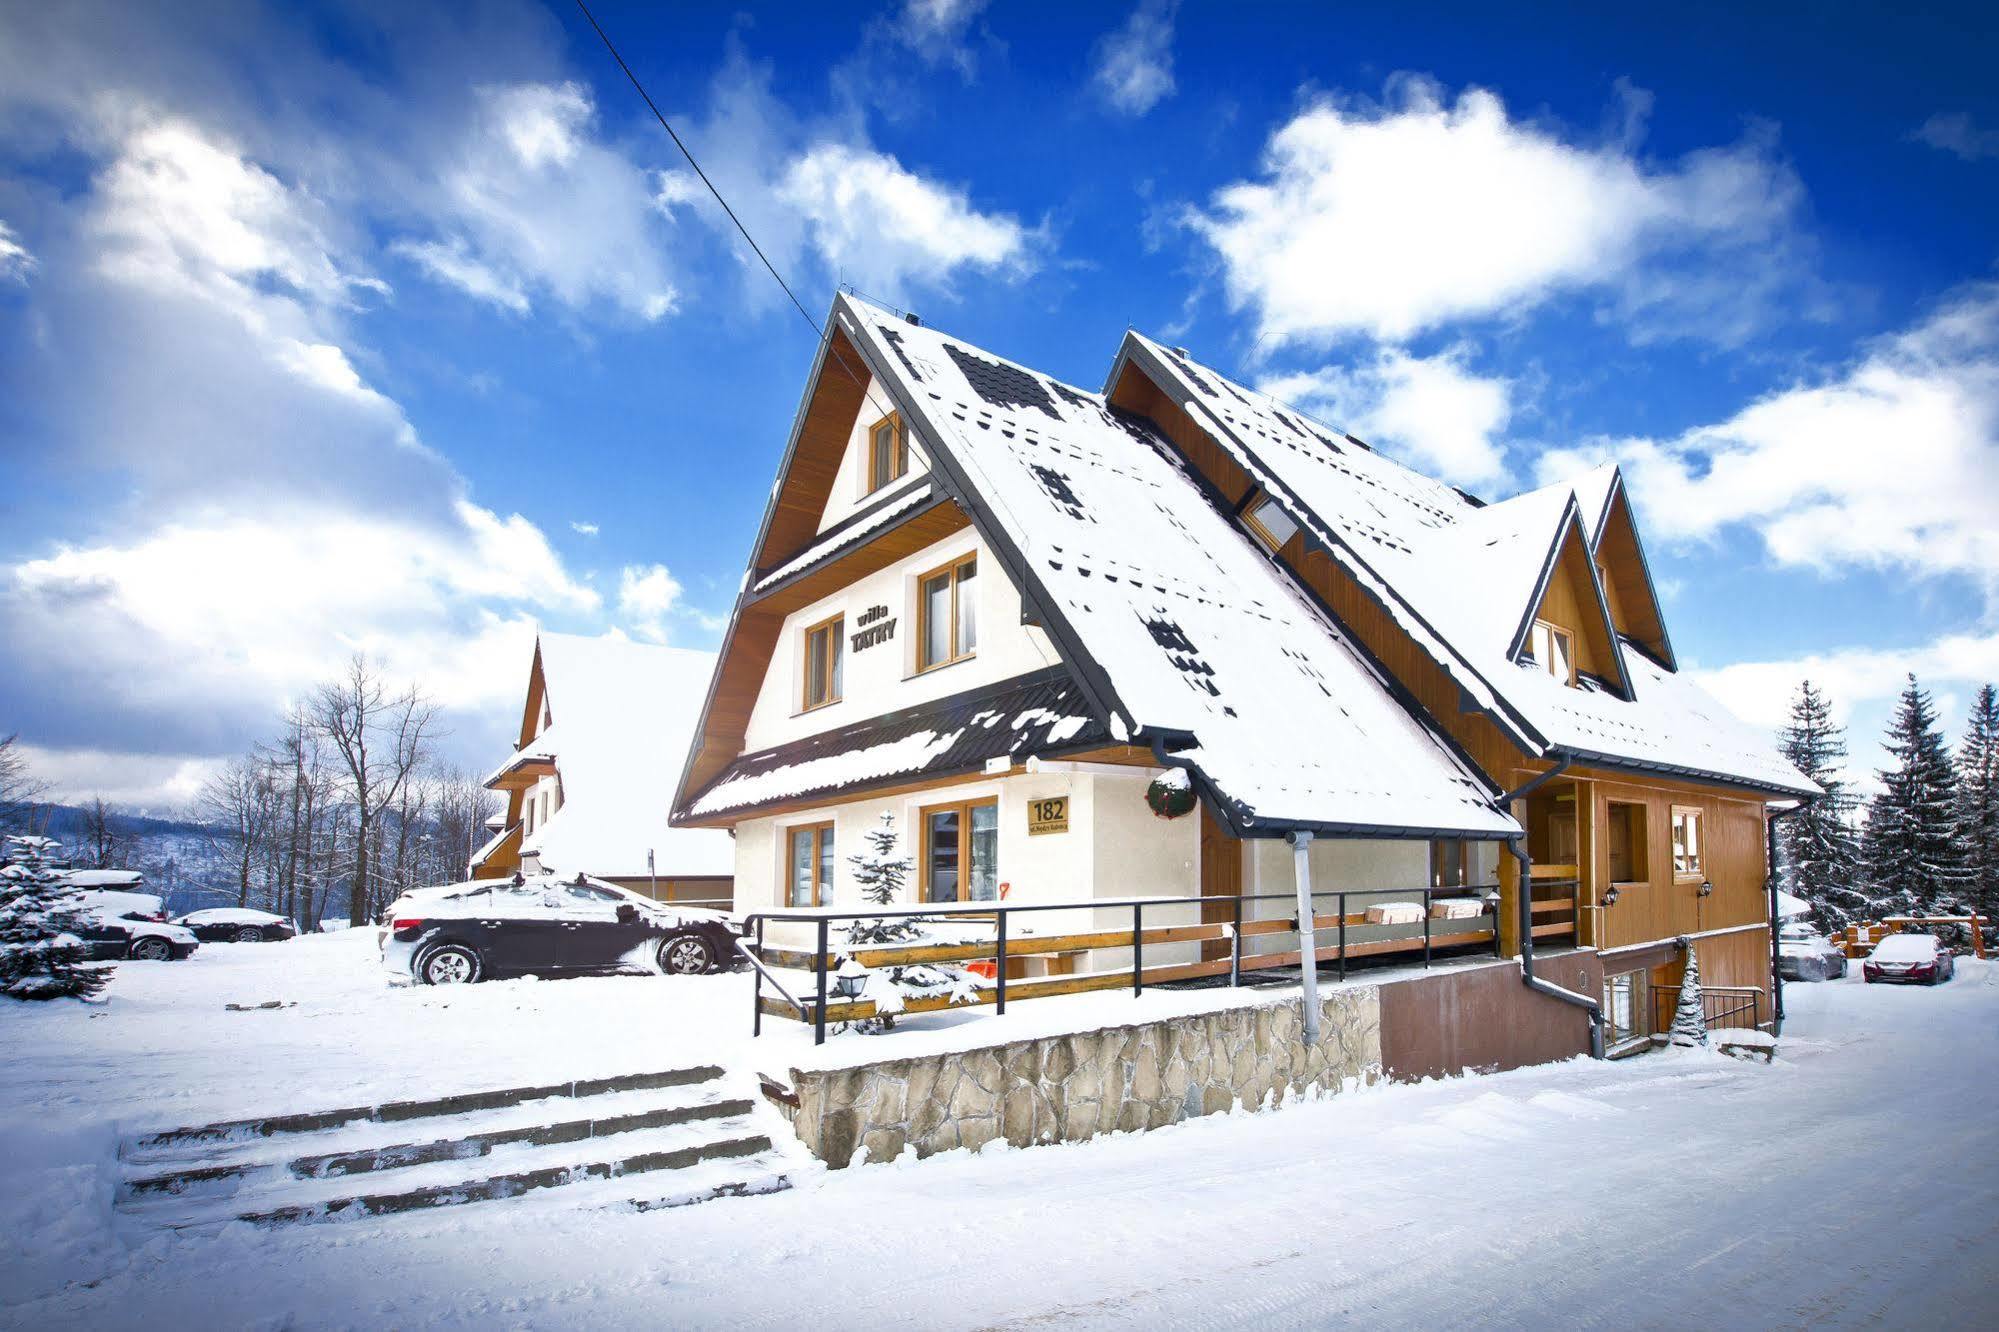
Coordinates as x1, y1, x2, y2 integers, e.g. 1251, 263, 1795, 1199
1713, 1029, 1777, 1063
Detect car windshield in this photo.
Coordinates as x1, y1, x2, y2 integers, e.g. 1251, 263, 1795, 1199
1872, 934, 1938, 963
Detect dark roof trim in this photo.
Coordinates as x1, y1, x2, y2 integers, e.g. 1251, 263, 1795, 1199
1548, 743, 1819, 801
1594, 470, 1680, 672
1107, 332, 1550, 756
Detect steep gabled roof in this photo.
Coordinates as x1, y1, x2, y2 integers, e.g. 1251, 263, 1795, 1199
807, 295, 1515, 839
1576, 463, 1676, 668
1115, 333, 1813, 798
519, 634, 734, 879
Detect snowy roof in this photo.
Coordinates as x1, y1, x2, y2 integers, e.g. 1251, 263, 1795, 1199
63, 869, 145, 888
1119, 333, 1816, 798
1775, 890, 1811, 920
468, 821, 521, 874
513, 634, 734, 879
827, 296, 1516, 838
753, 479, 938, 593
690, 668, 1108, 820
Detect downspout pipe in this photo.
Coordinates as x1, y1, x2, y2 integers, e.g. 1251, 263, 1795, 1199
1499, 758, 1605, 1059
1290, 831, 1321, 1045
1765, 799, 1813, 1033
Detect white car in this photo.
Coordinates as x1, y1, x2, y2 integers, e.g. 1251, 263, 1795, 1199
379, 873, 744, 985
1777, 923, 1847, 981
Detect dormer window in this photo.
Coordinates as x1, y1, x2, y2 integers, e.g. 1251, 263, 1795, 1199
866, 413, 909, 496
1528, 619, 1576, 686
1243, 495, 1300, 552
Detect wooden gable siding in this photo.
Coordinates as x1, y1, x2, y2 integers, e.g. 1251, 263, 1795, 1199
1592, 489, 1671, 664
749, 503, 971, 615
757, 328, 875, 573
1572, 769, 1770, 951
1532, 523, 1622, 686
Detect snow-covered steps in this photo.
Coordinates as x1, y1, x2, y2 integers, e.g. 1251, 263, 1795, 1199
115, 1065, 792, 1229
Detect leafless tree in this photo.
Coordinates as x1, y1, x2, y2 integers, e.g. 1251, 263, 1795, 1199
311, 655, 440, 927
0, 734, 50, 838
77, 796, 136, 869
199, 757, 276, 908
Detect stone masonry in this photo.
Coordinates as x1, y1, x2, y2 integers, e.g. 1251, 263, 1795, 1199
779, 988, 1381, 1168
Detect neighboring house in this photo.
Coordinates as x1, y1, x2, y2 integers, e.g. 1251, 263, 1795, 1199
670, 294, 1814, 1054
476, 633, 734, 908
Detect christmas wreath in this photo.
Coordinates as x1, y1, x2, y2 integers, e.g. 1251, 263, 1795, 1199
1145, 771, 1197, 819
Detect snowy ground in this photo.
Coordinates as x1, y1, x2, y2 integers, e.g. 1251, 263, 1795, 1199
2, 933, 1995, 1327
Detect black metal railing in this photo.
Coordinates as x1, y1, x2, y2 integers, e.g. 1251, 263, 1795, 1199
741, 884, 1502, 1044
1651, 983, 1763, 1036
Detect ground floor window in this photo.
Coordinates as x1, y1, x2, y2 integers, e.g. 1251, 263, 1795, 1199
787, 822, 835, 908
922, 798, 998, 902
1605, 970, 1648, 1047
1431, 839, 1469, 888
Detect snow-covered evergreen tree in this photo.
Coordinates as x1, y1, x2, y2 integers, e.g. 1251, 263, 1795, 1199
0, 834, 111, 1001
1955, 683, 1999, 927
1775, 680, 1869, 932
838, 813, 974, 1034
1668, 940, 1708, 1048
1861, 675, 1970, 917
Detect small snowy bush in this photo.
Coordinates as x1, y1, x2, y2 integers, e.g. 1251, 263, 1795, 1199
0, 835, 111, 1001
838, 814, 976, 1034
1668, 939, 1708, 1048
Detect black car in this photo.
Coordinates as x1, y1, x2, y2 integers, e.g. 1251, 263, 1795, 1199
70, 890, 200, 962
379, 873, 743, 985
173, 908, 299, 943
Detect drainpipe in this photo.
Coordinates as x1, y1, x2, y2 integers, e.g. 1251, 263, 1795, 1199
1765, 799, 1811, 1033
1499, 758, 1605, 1059
1290, 831, 1321, 1044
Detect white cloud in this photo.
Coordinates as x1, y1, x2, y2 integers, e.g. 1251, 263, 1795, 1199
1189, 77, 1804, 346
1537, 283, 1999, 599
1092, 1, 1178, 117
779, 141, 1035, 292
1259, 345, 1513, 488
890, 0, 992, 76
617, 563, 684, 643
395, 81, 678, 322
1695, 630, 1999, 734
1912, 112, 1999, 161
570, 520, 600, 537
0, 220, 35, 281
17, 743, 220, 811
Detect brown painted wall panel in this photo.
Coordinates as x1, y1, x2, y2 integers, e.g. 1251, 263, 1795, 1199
1379, 954, 1605, 1082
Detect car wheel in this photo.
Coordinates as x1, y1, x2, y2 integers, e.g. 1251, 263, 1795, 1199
658, 933, 716, 976
129, 936, 174, 962
233, 925, 265, 943
418, 944, 482, 985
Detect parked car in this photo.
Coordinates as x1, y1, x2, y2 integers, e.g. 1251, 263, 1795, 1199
1777, 922, 1847, 981
1862, 932, 1954, 985
70, 889, 199, 962
173, 907, 298, 943
379, 873, 745, 986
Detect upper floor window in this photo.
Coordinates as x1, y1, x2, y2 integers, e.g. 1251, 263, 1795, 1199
917, 553, 977, 672
866, 413, 909, 496
1671, 806, 1703, 879
1528, 619, 1576, 686
802, 613, 843, 711
1244, 495, 1300, 552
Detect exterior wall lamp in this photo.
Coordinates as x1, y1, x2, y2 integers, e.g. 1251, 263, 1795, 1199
1698, 880, 1714, 898
1599, 887, 1621, 908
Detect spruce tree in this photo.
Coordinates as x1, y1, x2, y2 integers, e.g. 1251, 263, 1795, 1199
838, 813, 973, 1034
0, 834, 112, 1001
1776, 680, 1868, 931
1668, 941, 1709, 1048
1956, 684, 1999, 926
1861, 675, 1969, 917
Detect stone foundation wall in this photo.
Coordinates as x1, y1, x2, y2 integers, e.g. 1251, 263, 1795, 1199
781, 988, 1381, 1168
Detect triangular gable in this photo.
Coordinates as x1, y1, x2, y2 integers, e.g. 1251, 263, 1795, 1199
1515, 508, 1634, 700
1579, 468, 1676, 669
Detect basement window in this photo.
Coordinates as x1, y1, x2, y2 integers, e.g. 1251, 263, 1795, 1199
1243, 496, 1300, 552
1528, 620, 1577, 687
865, 413, 909, 496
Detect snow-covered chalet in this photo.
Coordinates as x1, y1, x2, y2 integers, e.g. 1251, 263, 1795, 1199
671, 293, 1816, 1059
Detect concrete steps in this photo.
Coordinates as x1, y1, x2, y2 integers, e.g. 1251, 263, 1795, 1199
116, 1065, 790, 1229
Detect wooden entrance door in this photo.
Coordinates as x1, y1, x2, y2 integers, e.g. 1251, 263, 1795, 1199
1200, 803, 1241, 961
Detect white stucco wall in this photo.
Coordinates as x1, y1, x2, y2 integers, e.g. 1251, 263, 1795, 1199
741, 526, 1064, 753
815, 371, 933, 535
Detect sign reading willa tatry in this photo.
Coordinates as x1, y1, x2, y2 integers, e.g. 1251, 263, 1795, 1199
850, 604, 896, 652
1027, 796, 1069, 836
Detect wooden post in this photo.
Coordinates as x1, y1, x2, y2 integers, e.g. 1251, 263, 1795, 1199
1498, 838, 1522, 958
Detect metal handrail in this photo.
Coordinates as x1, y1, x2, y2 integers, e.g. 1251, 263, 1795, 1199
747, 882, 1503, 1044
734, 934, 808, 1023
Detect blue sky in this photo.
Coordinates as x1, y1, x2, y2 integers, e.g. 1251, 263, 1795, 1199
2, 0, 1996, 808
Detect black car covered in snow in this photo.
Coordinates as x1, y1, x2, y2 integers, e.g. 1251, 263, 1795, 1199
379, 873, 743, 985
174, 908, 299, 943
71, 889, 200, 962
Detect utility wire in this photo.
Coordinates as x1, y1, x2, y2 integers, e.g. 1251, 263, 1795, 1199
571, 0, 893, 419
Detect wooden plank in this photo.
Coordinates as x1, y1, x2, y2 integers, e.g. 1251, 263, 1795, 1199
1530, 863, 1580, 880
757, 920, 1235, 971
1531, 922, 1576, 938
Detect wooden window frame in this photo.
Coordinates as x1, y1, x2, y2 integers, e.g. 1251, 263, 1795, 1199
785, 822, 836, 908
1243, 495, 1300, 552
1606, 799, 1648, 886
1430, 838, 1472, 889
1529, 619, 1578, 687
920, 796, 999, 903
800, 613, 844, 713
915, 552, 978, 674
1670, 805, 1703, 881
865, 413, 909, 497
